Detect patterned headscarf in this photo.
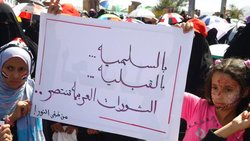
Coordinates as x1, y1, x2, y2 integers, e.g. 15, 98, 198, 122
0, 40, 45, 141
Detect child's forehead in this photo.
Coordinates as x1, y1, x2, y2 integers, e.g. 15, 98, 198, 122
213, 71, 229, 77
3, 56, 27, 66
212, 72, 239, 85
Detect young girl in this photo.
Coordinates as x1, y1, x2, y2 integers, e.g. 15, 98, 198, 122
182, 58, 250, 141
0, 38, 45, 141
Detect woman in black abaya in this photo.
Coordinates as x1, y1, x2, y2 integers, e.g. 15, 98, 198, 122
0, 3, 37, 78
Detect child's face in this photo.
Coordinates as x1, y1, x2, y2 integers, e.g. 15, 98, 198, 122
211, 72, 241, 110
2, 57, 28, 89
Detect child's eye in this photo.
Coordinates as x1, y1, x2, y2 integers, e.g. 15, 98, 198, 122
225, 88, 233, 93
211, 86, 218, 90
18, 67, 27, 72
6, 66, 14, 71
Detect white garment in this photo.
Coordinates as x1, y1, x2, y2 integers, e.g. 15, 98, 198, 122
52, 126, 77, 141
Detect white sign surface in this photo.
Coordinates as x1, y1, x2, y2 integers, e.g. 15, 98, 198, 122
31, 13, 194, 141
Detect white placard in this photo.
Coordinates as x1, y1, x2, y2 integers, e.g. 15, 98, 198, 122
31, 13, 194, 141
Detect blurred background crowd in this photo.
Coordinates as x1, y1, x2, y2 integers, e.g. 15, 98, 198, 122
3, 0, 250, 58
1, 0, 250, 140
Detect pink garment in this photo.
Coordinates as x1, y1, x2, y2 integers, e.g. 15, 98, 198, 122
181, 92, 244, 141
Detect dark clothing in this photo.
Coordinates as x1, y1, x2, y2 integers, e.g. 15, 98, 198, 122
21, 18, 40, 45
43, 120, 105, 141
206, 28, 218, 45
185, 32, 213, 97
202, 129, 250, 141
0, 3, 37, 78
43, 120, 141, 141
101, 132, 138, 141
178, 118, 187, 141
10, 123, 17, 141
224, 23, 250, 59
243, 129, 250, 141
181, 32, 212, 141
201, 129, 226, 141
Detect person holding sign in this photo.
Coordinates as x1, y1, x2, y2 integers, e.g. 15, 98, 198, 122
0, 2, 38, 78
47, 0, 62, 15
182, 58, 250, 141
0, 38, 45, 141
44, 1, 99, 141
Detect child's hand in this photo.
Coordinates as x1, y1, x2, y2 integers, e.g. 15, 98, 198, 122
232, 110, 250, 131
212, 109, 250, 138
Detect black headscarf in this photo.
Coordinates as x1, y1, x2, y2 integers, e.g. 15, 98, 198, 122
185, 32, 213, 97
0, 3, 37, 78
224, 23, 250, 59
206, 28, 218, 45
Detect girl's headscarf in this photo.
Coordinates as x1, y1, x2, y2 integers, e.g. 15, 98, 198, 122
0, 40, 45, 141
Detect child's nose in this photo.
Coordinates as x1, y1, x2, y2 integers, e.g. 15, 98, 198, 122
214, 90, 223, 97
13, 71, 20, 78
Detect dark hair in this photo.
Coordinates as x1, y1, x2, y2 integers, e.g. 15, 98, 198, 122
204, 58, 250, 106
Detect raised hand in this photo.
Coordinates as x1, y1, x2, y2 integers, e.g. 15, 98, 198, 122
48, 0, 62, 15
212, 109, 250, 138
232, 110, 250, 130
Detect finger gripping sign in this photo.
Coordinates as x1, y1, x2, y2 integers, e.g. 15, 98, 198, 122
32, 13, 194, 141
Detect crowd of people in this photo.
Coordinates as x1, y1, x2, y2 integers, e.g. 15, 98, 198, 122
0, 0, 250, 141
